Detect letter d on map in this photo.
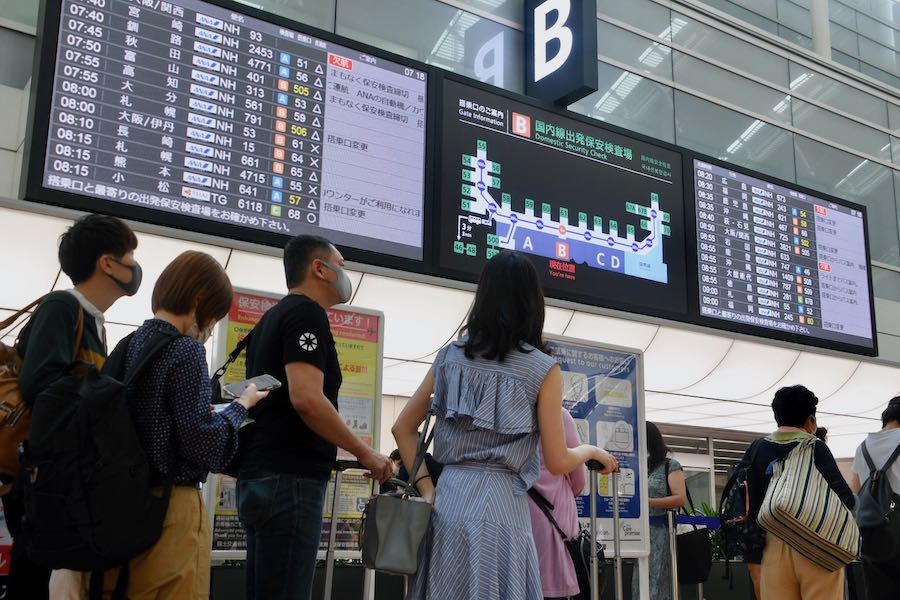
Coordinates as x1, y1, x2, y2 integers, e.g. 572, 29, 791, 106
534, 0, 573, 82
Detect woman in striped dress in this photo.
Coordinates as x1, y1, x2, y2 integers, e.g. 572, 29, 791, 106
392, 251, 618, 600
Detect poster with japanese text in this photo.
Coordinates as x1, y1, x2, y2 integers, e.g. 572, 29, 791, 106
546, 336, 649, 557
207, 288, 383, 557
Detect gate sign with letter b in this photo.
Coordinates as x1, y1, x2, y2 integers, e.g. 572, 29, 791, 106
525, 0, 598, 106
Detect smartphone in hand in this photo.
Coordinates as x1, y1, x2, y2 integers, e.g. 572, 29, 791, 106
222, 374, 281, 399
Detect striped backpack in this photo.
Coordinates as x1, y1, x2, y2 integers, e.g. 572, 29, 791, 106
757, 438, 859, 571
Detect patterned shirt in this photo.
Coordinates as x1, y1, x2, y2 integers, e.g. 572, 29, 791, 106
125, 319, 247, 485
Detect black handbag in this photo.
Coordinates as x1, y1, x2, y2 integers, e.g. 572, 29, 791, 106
528, 487, 605, 600
667, 459, 713, 585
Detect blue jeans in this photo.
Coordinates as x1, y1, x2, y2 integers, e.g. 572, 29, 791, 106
237, 473, 327, 600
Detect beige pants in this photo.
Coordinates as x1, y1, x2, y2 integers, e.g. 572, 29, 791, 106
760, 534, 844, 600
48, 487, 211, 600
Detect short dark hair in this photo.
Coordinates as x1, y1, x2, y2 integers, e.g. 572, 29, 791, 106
283, 235, 334, 288
646, 422, 670, 472
461, 251, 545, 361
58, 214, 138, 284
882, 396, 900, 427
151, 251, 233, 327
389, 449, 401, 461
771, 385, 818, 428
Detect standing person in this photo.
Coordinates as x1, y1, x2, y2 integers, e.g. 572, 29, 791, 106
632, 422, 686, 600
527, 407, 587, 600
392, 251, 618, 600
111, 251, 268, 598
739, 385, 854, 600
849, 396, 900, 600
3, 214, 140, 600
237, 235, 393, 600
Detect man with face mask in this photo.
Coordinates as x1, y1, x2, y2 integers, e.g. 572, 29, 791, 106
4, 213, 140, 600
238, 234, 393, 600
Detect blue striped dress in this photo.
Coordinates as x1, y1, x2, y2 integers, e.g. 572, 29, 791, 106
409, 341, 558, 600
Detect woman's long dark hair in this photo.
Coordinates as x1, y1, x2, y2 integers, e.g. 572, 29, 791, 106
461, 251, 545, 361
646, 422, 670, 472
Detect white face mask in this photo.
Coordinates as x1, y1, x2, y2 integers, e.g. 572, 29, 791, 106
321, 260, 352, 304
188, 320, 213, 344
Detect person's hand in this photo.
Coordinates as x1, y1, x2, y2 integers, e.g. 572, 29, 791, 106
421, 488, 436, 505
236, 383, 268, 410
592, 448, 619, 474
359, 448, 393, 484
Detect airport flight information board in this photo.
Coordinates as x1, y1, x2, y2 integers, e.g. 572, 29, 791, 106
438, 79, 687, 317
35, 0, 428, 259
693, 159, 875, 352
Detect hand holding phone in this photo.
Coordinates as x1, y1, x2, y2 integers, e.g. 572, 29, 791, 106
223, 374, 281, 400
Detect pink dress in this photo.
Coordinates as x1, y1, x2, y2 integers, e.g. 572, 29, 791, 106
527, 409, 587, 598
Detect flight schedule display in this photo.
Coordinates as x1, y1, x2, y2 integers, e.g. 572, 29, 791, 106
694, 159, 875, 352
438, 79, 687, 317
37, 0, 428, 259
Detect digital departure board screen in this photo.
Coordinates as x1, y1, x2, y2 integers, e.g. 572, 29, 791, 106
693, 159, 876, 354
438, 79, 687, 317
28, 0, 428, 259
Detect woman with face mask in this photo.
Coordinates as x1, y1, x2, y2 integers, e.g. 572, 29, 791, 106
107, 250, 267, 598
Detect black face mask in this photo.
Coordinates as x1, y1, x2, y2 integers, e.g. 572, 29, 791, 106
109, 258, 142, 296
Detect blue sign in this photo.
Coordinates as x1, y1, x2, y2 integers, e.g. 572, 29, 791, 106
547, 339, 645, 546
525, 0, 598, 105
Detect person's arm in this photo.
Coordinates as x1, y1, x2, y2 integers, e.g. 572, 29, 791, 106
813, 440, 855, 509
168, 342, 260, 473
538, 365, 618, 476
649, 463, 687, 509
562, 410, 587, 495
850, 472, 862, 494
286, 362, 391, 483
18, 296, 80, 403
392, 370, 436, 503
280, 307, 392, 483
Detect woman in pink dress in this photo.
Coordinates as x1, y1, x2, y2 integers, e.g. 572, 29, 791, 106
528, 408, 587, 600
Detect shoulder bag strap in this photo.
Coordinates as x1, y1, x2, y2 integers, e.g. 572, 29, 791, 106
211, 328, 254, 384
527, 487, 568, 540
0, 296, 46, 333
404, 407, 435, 494
70, 305, 84, 363
123, 330, 184, 386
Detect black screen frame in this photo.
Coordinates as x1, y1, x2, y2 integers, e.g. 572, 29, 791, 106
21, 0, 438, 273
682, 151, 879, 357
429, 71, 692, 324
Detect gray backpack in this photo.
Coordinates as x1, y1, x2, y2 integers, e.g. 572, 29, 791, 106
856, 441, 900, 562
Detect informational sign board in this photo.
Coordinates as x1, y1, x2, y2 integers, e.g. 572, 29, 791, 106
546, 335, 648, 562
206, 287, 384, 558
439, 78, 688, 321
692, 157, 877, 355
25, 0, 429, 260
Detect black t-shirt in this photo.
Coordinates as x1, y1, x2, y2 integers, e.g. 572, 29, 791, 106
240, 294, 342, 480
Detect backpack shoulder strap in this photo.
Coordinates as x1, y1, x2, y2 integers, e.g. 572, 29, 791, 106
0, 296, 45, 332
861, 441, 877, 475
124, 330, 184, 385
880, 441, 900, 474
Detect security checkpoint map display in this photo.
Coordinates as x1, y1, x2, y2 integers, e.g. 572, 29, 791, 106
439, 80, 687, 316
693, 159, 876, 353
32, 0, 428, 259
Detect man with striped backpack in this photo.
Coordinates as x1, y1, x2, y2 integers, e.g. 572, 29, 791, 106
737, 385, 856, 600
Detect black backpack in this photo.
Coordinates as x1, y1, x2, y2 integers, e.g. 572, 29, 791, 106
719, 441, 766, 566
21, 330, 181, 596
856, 440, 900, 562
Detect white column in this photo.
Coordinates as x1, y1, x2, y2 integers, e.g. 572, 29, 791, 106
810, 0, 832, 59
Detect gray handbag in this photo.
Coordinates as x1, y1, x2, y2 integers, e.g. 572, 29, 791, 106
361, 410, 434, 575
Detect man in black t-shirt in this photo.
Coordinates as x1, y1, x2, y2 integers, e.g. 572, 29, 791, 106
237, 234, 392, 600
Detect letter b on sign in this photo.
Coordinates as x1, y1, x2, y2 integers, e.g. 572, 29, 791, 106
525, 0, 598, 106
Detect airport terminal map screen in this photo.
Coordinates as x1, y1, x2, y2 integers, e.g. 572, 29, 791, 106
693, 159, 875, 351
438, 79, 687, 316
36, 0, 428, 259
